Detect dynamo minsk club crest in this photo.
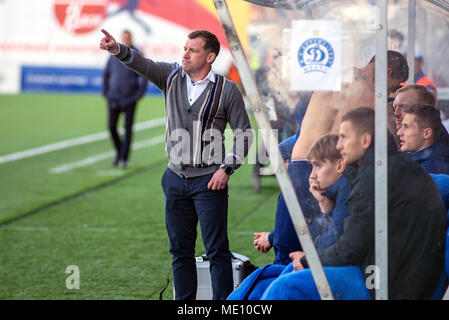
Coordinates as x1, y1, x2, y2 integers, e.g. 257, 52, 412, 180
297, 38, 334, 74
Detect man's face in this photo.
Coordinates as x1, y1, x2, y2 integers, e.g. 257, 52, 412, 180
393, 89, 420, 129
386, 65, 405, 95
388, 77, 402, 96
309, 158, 343, 191
397, 113, 427, 152
182, 37, 212, 75
121, 32, 132, 48
336, 121, 368, 166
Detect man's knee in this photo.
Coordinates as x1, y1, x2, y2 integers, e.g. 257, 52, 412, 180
260, 272, 295, 299
261, 269, 320, 300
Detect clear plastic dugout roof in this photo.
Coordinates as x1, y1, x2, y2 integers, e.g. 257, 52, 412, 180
215, 0, 449, 300
241, 0, 449, 140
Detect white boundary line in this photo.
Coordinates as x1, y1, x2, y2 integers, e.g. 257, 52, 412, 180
0, 117, 165, 165
49, 135, 165, 174
9, 226, 49, 231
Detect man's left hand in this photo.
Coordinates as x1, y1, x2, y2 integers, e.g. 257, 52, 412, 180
207, 168, 230, 190
289, 251, 305, 270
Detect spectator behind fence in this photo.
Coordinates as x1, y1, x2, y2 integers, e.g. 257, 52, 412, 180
260, 107, 446, 300
404, 52, 437, 95
99, 29, 253, 300
231, 134, 350, 300
102, 30, 148, 169
397, 104, 449, 174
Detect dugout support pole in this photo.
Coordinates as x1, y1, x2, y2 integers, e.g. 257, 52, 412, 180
213, 0, 334, 300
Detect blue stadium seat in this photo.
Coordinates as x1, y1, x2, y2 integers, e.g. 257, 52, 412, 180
421, 175, 449, 299
428, 223, 449, 300
429, 174, 449, 211
443, 223, 449, 299
444, 221, 449, 298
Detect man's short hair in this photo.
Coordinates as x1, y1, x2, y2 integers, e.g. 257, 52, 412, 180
403, 104, 442, 142
395, 84, 436, 107
341, 107, 375, 138
122, 29, 132, 38
307, 134, 341, 163
188, 30, 220, 57
369, 50, 409, 82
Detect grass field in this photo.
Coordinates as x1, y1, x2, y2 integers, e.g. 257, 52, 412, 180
0, 93, 280, 299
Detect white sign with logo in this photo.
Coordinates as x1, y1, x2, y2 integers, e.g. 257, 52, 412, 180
290, 20, 341, 91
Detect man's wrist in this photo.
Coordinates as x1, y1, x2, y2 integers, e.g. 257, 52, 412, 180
220, 164, 234, 175
114, 43, 132, 61
111, 44, 120, 56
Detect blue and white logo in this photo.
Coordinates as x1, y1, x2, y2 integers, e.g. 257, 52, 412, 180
291, 21, 341, 91
297, 38, 334, 74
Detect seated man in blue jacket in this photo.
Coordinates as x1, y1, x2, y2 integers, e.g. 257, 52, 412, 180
102, 30, 148, 169
397, 104, 449, 174
229, 133, 350, 300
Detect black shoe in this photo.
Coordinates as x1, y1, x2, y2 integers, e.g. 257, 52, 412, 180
118, 160, 128, 169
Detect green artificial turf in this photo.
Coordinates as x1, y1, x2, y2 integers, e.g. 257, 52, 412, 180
0, 93, 280, 300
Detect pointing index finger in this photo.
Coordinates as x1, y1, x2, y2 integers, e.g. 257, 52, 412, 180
101, 29, 111, 38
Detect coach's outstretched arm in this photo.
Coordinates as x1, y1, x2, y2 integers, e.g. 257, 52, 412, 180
99, 29, 119, 55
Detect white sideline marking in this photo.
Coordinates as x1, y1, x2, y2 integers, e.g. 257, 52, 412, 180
0, 117, 165, 165
49, 135, 165, 174
10, 226, 49, 231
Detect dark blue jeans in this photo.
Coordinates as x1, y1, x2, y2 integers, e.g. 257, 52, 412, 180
161, 168, 234, 300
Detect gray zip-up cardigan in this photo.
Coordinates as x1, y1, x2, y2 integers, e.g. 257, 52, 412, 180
114, 43, 253, 178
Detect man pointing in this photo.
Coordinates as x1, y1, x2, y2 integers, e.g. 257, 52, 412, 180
100, 29, 252, 300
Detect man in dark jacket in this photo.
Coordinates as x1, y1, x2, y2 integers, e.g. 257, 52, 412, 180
102, 30, 148, 169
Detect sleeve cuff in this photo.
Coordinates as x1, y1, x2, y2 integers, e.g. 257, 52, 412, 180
114, 43, 132, 62
268, 231, 274, 245
111, 44, 121, 56
223, 153, 243, 171
300, 256, 309, 269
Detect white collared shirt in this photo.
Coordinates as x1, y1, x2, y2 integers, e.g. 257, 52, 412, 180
186, 70, 216, 106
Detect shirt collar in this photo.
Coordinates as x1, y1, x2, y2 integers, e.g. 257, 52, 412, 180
321, 174, 345, 201
183, 69, 216, 84
410, 142, 444, 161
